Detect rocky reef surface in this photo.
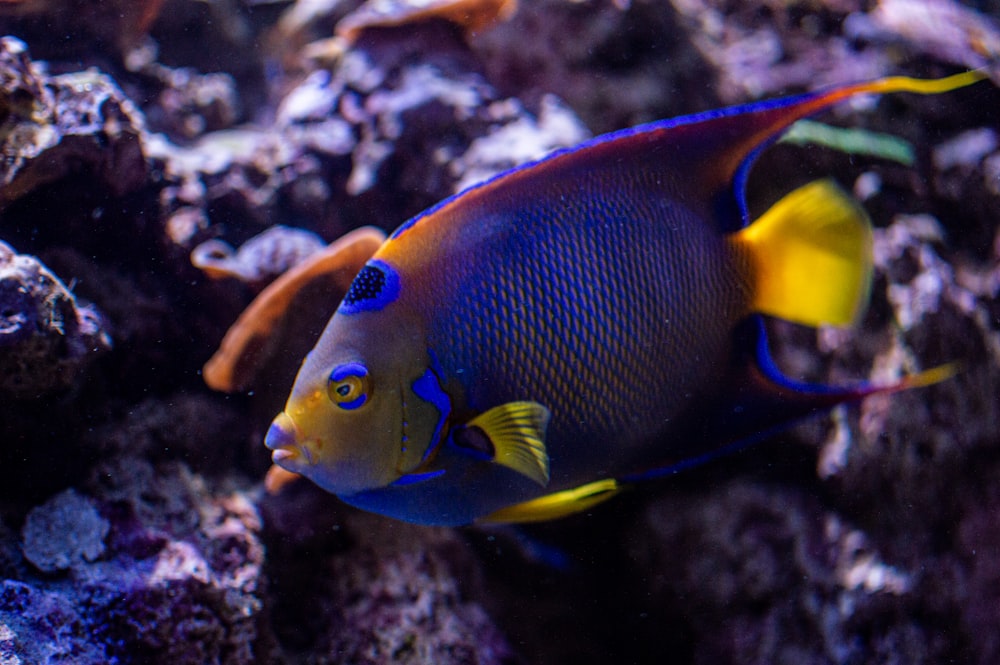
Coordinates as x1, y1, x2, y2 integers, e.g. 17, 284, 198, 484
0, 0, 997, 663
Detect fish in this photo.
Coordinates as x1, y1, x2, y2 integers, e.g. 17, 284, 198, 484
264, 71, 983, 526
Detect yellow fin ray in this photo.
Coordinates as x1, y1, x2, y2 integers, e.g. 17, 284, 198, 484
466, 401, 551, 486
733, 179, 873, 327
883, 362, 960, 392
480, 479, 621, 524
853, 70, 987, 97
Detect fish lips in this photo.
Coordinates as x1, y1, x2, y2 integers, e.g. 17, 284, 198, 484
265, 413, 315, 467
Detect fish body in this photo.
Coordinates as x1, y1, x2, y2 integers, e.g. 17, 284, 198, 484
266, 72, 981, 525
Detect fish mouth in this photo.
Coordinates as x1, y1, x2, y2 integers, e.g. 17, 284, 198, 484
265, 412, 315, 467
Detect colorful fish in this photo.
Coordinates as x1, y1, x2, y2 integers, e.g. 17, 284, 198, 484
264, 72, 982, 526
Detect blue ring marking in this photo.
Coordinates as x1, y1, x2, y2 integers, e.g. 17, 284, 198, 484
330, 362, 368, 382
338, 393, 367, 411
330, 362, 369, 410
339, 259, 401, 315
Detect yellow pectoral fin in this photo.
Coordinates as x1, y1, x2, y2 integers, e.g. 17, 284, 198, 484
480, 479, 622, 524
465, 401, 551, 487
732, 179, 873, 328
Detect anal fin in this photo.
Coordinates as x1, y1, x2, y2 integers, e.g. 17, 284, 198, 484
480, 479, 621, 524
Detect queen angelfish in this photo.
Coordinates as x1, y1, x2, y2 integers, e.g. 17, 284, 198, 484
264, 72, 981, 525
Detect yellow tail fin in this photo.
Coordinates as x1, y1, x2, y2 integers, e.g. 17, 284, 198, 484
732, 179, 873, 327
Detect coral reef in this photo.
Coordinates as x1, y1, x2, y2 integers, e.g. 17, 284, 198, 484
626, 481, 959, 665
0, 458, 271, 665
0, 0, 996, 662
0, 457, 272, 665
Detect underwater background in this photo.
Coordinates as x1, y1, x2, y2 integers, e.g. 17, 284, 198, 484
0, 0, 998, 662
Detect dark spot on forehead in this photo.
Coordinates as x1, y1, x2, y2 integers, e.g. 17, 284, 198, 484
339, 259, 401, 314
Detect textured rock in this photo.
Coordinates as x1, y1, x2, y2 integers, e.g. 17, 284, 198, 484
21, 489, 109, 573
619, 480, 968, 664
152, 18, 589, 261
0, 36, 147, 209
0, 459, 272, 663
0, 580, 108, 665
138, 60, 242, 142
0, 239, 110, 398
260, 486, 519, 665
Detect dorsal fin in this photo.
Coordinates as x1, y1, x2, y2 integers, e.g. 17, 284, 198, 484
390, 71, 986, 242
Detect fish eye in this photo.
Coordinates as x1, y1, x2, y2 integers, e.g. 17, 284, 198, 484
327, 362, 371, 410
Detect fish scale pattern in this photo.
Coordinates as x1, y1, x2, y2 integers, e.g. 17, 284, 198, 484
430, 189, 751, 477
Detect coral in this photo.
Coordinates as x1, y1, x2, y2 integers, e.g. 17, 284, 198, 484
137, 61, 242, 142
191, 225, 327, 284
932, 127, 998, 170
0, 0, 167, 55
845, 0, 1000, 78
86, 459, 271, 664
153, 14, 590, 258
473, 0, 719, 132
21, 489, 109, 573
0, 239, 110, 398
448, 93, 589, 192
336, 0, 519, 43
666, 0, 886, 103
0, 458, 273, 664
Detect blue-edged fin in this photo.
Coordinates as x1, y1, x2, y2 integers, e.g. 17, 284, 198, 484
459, 401, 551, 486
731, 179, 873, 327
625, 319, 960, 483
480, 479, 621, 524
